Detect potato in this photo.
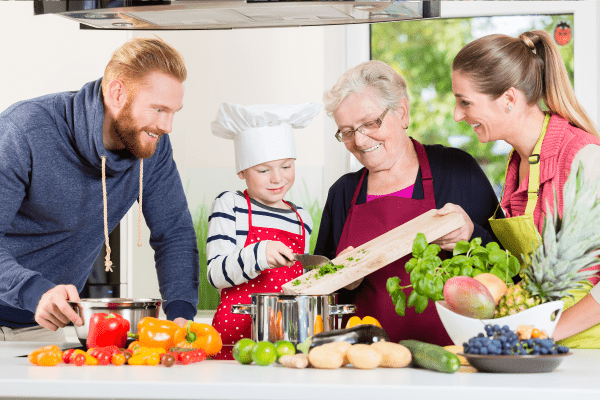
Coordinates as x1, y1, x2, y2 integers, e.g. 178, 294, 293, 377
370, 342, 412, 368
308, 343, 345, 369
346, 344, 382, 369
325, 341, 352, 366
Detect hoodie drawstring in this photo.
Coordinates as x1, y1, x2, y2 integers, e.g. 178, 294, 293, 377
137, 159, 144, 247
101, 156, 144, 273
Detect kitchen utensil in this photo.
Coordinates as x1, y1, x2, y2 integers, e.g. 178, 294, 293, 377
231, 292, 355, 345
293, 254, 331, 270
281, 209, 465, 295
69, 298, 163, 347
435, 300, 564, 347
459, 352, 572, 373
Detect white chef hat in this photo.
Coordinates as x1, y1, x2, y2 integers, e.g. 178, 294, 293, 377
211, 102, 323, 173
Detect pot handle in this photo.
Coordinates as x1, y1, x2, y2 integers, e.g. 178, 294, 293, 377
231, 304, 254, 315
329, 304, 356, 315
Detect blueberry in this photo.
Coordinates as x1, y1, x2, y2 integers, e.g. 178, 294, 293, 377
533, 350, 540, 356
503, 349, 512, 355
493, 324, 501, 332
550, 349, 558, 355
541, 347, 549, 355
478, 333, 485, 338
480, 347, 488, 355
470, 347, 480, 354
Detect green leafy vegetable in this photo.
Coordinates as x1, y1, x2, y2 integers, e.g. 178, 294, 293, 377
386, 233, 520, 316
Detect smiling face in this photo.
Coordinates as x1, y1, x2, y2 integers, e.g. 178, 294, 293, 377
452, 71, 509, 144
238, 158, 295, 209
333, 88, 409, 173
110, 71, 184, 158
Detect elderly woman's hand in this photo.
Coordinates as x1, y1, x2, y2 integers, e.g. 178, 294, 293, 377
432, 203, 474, 251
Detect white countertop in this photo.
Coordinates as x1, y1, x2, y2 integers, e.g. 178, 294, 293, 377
1, 338, 599, 400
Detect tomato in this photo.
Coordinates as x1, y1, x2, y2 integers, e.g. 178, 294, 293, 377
72, 353, 86, 367
62, 349, 75, 364
111, 353, 126, 366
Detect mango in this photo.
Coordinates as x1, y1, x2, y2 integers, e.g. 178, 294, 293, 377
443, 276, 495, 319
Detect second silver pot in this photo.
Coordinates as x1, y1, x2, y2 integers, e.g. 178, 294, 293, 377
231, 292, 355, 345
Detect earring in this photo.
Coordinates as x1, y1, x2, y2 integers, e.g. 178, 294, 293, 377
508, 106, 513, 112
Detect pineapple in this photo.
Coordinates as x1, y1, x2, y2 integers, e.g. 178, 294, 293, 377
495, 162, 600, 318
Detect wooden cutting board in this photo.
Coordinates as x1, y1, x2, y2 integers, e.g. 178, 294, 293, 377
281, 209, 465, 295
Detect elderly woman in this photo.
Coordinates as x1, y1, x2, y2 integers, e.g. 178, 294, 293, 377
314, 60, 500, 345
452, 30, 600, 348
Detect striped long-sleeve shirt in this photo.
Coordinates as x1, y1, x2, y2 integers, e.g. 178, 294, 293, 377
206, 191, 313, 290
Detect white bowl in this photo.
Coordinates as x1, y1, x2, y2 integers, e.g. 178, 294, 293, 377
435, 300, 564, 346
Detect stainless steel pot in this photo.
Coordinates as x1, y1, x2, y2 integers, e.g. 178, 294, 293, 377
69, 298, 163, 346
231, 293, 355, 345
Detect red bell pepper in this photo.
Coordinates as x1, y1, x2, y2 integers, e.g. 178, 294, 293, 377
86, 312, 130, 349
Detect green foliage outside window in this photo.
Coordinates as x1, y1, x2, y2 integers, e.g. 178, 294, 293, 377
371, 15, 574, 190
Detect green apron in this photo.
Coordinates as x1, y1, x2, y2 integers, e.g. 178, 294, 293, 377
490, 114, 599, 348
489, 114, 549, 268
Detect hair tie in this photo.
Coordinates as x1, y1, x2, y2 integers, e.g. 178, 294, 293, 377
519, 34, 537, 54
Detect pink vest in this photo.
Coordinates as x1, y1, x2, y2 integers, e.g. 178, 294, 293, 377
501, 114, 600, 285
502, 114, 600, 231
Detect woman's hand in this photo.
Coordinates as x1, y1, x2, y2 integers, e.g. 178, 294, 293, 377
265, 241, 295, 269
337, 246, 363, 290
432, 203, 474, 251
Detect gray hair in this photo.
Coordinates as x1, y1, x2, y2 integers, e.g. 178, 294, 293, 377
323, 60, 409, 116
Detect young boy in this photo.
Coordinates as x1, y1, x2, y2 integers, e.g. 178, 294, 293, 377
207, 102, 322, 359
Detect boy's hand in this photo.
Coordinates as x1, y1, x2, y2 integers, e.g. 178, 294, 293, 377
265, 241, 295, 269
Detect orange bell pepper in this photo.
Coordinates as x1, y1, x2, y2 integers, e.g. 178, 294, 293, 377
28, 345, 63, 366
137, 317, 180, 351
173, 321, 223, 356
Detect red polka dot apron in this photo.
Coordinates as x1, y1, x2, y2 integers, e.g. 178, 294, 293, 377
336, 139, 452, 346
211, 190, 305, 360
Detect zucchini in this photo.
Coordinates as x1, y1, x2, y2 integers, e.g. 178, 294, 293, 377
297, 325, 389, 354
399, 340, 460, 373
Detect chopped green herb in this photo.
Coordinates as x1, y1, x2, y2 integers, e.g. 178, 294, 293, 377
292, 279, 301, 286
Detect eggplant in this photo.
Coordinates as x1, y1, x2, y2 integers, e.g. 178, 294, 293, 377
296, 324, 389, 354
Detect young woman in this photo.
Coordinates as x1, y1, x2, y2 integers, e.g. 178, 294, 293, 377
452, 30, 600, 347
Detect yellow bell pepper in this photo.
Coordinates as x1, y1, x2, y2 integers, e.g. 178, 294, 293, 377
345, 316, 382, 329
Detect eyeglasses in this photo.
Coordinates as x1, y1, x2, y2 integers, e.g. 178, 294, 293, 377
335, 109, 389, 143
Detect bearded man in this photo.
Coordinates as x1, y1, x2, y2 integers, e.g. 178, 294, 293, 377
0, 37, 199, 341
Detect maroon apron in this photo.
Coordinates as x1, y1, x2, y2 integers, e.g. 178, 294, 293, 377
212, 190, 306, 359
337, 139, 452, 346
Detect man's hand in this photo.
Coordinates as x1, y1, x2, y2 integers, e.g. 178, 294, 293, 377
265, 241, 295, 269
432, 203, 474, 251
35, 285, 83, 331
173, 317, 188, 328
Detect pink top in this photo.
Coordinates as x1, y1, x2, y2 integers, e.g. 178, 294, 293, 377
501, 114, 600, 284
366, 184, 415, 202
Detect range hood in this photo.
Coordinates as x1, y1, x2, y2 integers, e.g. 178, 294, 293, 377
33, 1, 440, 30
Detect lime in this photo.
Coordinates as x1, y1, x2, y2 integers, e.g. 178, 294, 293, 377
232, 338, 256, 365
252, 341, 277, 366
274, 340, 296, 362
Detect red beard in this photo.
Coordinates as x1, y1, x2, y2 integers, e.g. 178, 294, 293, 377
113, 99, 164, 159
